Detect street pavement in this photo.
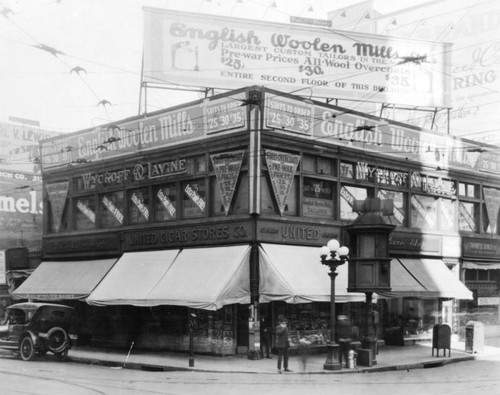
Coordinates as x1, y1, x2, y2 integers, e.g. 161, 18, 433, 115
65, 337, 500, 374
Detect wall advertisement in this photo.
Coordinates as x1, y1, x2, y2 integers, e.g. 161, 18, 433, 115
376, 0, 500, 142
41, 93, 246, 170
143, 8, 451, 108
265, 91, 500, 175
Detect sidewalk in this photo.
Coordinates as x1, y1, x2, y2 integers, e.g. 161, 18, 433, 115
66, 338, 499, 374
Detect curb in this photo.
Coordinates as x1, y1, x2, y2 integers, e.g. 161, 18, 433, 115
68, 354, 476, 374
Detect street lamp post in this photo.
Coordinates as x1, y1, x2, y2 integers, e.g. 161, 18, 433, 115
319, 239, 349, 371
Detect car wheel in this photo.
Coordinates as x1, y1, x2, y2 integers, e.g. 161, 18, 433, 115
47, 327, 68, 354
20, 336, 36, 361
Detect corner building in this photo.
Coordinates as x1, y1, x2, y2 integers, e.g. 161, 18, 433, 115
15, 86, 499, 355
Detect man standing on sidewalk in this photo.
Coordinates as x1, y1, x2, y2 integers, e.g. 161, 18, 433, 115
276, 315, 292, 373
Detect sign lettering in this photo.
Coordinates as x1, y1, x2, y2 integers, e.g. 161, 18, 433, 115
264, 150, 301, 215
210, 150, 245, 215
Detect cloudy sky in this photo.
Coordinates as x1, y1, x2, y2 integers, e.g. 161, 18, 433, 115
0, 0, 428, 133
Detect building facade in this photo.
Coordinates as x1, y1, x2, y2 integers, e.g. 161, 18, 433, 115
14, 86, 499, 355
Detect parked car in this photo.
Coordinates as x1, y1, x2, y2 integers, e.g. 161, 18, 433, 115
0, 303, 78, 361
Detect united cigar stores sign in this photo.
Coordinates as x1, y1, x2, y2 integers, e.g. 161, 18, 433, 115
77, 158, 187, 191
125, 221, 252, 250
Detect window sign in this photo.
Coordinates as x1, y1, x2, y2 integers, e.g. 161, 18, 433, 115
303, 178, 334, 218
155, 185, 177, 221
459, 202, 477, 232
483, 188, 500, 235
101, 192, 124, 227
130, 188, 149, 224
210, 150, 245, 216
356, 162, 376, 182
439, 198, 456, 232
410, 195, 437, 229
340, 185, 367, 220
75, 197, 96, 230
76, 158, 187, 191
378, 189, 405, 225
340, 162, 354, 179
264, 149, 301, 216
183, 182, 206, 218
46, 181, 69, 232
411, 172, 456, 197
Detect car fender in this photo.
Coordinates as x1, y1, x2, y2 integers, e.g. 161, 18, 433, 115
20, 331, 39, 348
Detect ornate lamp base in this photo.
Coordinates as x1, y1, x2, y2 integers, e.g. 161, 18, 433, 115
323, 343, 342, 370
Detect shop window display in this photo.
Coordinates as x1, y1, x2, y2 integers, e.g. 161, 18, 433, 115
182, 180, 206, 218
439, 198, 456, 232
74, 196, 96, 230
211, 174, 249, 216
154, 184, 177, 222
410, 194, 438, 230
340, 185, 369, 220
302, 178, 334, 219
378, 189, 406, 226
100, 191, 125, 227
129, 188, 150, 224
261, 176, 298, 216
458, 201, 479, 232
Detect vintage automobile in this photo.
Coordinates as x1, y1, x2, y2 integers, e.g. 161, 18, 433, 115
0, 303, 78, 361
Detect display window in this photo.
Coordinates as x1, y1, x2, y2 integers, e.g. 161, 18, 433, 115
410, 194, 437, 229
50, 200, 70, 233
100, 191, 125, 227
302, 155, 335, 176
340, 185, 369, 220
186, 156, 206, 175
154, 184, 177, 222
439, 198, 456, 232
458, 182, 479, 198
74, 196, 96, 230
458, 201, 479, 232
340, 161, 354, 179
182, 180, 206, 218
261, 176, 298, 216
302, 178, 334, 218
211, 174, 249, 216
378, 189, 406, 226
129, 188, 150, 224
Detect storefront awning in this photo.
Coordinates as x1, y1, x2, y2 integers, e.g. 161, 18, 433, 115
258, 243, 366, 304
463, 260, 500, 270
378, 258, 473, 300
86, 249, 180, 306
87, 245, 251, 311
12, 259, 117, 301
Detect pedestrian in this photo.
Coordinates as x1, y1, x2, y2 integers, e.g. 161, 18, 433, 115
260, 317, 272, 359
298, 336, 312, 372
336, 315, 352, 368
276, 315, 292, 373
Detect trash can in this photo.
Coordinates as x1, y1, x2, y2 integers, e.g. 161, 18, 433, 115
465, 321, 484, 354
357, 348, 373, 367
432, 324, 451, 357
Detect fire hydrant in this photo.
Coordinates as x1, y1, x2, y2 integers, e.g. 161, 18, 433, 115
348, 349, 356, 369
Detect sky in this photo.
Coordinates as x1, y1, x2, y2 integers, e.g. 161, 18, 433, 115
0, 0, 430, 134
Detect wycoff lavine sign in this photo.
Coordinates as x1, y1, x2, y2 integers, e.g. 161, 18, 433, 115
77, 158, 188, 191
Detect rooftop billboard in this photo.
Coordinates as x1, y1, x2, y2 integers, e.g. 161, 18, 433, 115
143, 8, 451, 108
